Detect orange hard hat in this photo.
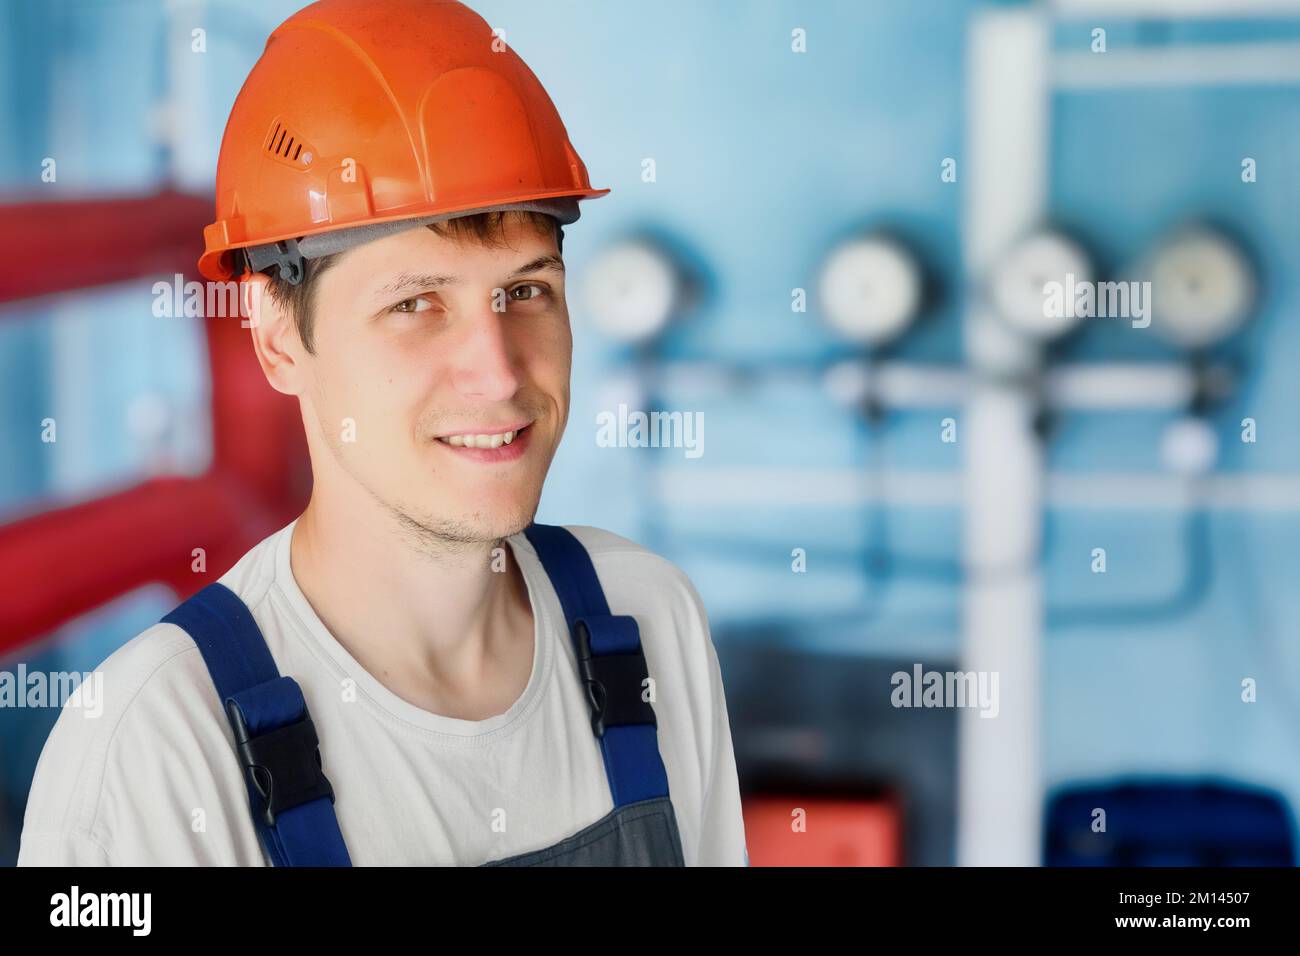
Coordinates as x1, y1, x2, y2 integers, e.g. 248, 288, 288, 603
198, 0, 609, 283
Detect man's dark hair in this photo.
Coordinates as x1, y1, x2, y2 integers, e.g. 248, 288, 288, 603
260, 209, 561, 354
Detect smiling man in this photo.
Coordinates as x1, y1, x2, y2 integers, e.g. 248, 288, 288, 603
18, 0, 747, 867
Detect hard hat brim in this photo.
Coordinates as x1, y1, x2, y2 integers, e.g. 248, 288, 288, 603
198, 187, 610, 282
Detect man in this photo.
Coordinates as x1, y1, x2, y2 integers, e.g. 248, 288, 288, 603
19, 0, 747, 866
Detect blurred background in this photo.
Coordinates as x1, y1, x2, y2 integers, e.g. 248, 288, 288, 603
3, 0, 1300, 866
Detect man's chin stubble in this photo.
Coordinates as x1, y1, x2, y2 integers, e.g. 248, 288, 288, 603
387, 501, 534, 558
322, 431, 539, 556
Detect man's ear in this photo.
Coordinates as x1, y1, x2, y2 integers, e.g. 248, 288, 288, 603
244, 272, 305, 396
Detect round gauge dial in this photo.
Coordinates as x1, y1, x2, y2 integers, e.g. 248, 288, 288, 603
991, 231, 1092, 340
583, 240, 679, 343
817, 236, 922, 346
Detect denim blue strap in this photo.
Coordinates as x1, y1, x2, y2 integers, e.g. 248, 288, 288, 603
523, 524, 672, 806
163, 582, 351, 867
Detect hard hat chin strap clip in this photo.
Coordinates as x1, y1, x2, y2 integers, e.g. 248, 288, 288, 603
244, 238, 305, 286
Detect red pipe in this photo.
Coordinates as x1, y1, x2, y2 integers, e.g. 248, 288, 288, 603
0, 191, 310, 652
0, 190, 213, 304
0, 475, 264, 653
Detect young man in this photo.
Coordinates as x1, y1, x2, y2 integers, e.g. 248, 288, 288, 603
18, 0, 747, 866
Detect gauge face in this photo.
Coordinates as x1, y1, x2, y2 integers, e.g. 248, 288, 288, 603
1144, 229, 1254, 349
816, 236, 922, 346
583, 241, 679, 343
991, 231, 1092, 340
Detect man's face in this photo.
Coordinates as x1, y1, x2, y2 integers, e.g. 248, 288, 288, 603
293, 216, 571, 543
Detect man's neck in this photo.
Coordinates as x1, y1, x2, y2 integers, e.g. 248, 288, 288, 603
287, 498, 535, 721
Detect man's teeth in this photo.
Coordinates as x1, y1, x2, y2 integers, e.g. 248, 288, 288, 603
439, 429, 518, 448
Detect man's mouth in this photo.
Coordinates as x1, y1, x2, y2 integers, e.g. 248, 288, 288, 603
439, 421, 530, 447
434, 421, 535, 463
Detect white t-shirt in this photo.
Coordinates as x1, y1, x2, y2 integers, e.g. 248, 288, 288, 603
17, 521, 748, 866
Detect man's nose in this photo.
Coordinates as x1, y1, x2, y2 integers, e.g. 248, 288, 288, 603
449, 306, 521, 402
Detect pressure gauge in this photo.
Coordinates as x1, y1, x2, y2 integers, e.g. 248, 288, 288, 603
816, 235, 922, 346
583, 240, 680, 343
1143, 228, 1254, 349
991, 230, 1092, 340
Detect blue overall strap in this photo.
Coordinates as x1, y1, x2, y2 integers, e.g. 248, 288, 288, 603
162, 582, 351, 866
523, 523, 671, 807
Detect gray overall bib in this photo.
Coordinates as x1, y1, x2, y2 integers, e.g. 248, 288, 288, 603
482, 795, 684, 866
162, 523, 686, 867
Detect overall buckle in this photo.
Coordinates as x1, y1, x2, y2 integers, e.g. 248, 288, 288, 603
226, 700, 335, 828
573, 617, 657, 738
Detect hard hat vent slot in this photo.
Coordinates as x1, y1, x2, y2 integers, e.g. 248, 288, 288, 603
264, 118, 314, 168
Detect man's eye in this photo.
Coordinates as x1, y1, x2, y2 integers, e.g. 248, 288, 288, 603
509, 283, 549, 302
392, 297, 432, 313
391, 297, 434, 313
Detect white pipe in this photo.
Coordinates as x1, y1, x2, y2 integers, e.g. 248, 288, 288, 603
1054, 43, 1300, 90
1043, 363, 1196, 409
960, 7, 1049, 867
653, 360, 1203, 411
653, 468, 1300, 512
1052, 0, 1300, 17
164, 0, 211, 190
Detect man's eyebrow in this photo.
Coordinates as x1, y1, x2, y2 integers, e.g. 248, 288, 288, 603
369, 256, 564, 301
507, 255, 565, 280
371, 272, 455, 301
